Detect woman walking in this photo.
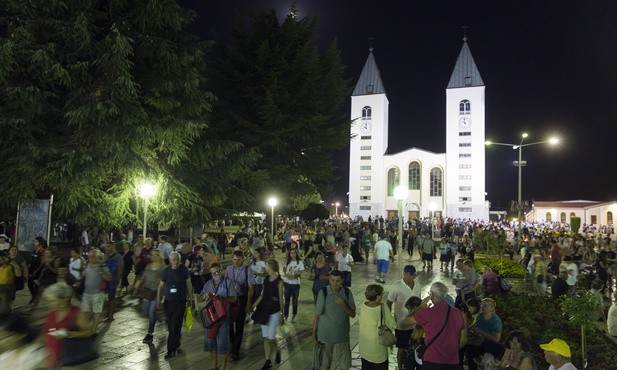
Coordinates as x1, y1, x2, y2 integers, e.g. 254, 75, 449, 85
250, 248, 267, 304
134, 249, 163, 343
283, 249, 304, 323
253, 259, 284, 370
309, 252, 331, 304
358, 284, 396, 370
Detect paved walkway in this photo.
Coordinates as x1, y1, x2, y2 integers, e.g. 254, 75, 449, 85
14, 252, 456, 370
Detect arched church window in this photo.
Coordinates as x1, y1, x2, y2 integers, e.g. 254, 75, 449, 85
429, 167, 442, 196
546, 212, 552, 222
387, 167, 400, 196
459, 100, 471, 115
570, 212, 575, 221
362, 106, 372, 119
560, 212, 566, 223
608, 211, 613, 226
408, 162, 420, 190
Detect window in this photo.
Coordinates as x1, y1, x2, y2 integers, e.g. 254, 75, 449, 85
546, 212, 552, 222
459, 143, 471, 147
459, 186, 471, 191
361, 135, 372, 140
459, 164, 472, 169
591, 215, 597, 225
459, 132, 471, 136
362, 106, 372, 119
465, 77, 472, 86
459, 153, 471, 158
387, 167, 400, 196
570, 212, 575, 221
430, 167, 442, 196
408, 161, 420, 190
459, 175, 472, 180
459, 99, 471, 114
360, 206, 372, 210
360, 146, 371, 150
459, 197, 471, 202
360, 156, 371, 160
360, 196, 371, 201
560, 212, 566, 223
608, 211, 613, 226
459, 207, 472, 212
360, 165, 371, 170
360, 186, 371, 191
360, 176, 371, 180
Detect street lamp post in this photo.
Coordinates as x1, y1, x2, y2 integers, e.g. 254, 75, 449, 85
486, 134, 559, 247
394, 186, 406, 275
138, 182, 156, 240
268, 197, 278, 244
335, 202, 340, 217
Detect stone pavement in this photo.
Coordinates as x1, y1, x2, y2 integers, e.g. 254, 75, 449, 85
14, 252, 456, 370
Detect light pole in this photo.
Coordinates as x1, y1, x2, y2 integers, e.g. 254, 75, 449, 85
394, 186, 406, 275
486, 134, 559, 247
138, 182, 156, 240
335, 202, 340, 217
268, 197, 278, 244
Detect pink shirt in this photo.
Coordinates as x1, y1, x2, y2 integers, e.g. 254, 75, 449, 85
414, 300, 466, 365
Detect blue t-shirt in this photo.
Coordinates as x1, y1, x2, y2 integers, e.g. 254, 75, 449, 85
475, 313, 502, 342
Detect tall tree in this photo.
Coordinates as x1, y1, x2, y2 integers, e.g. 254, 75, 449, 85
211, 10, 350, 207
0, 0, 257, 226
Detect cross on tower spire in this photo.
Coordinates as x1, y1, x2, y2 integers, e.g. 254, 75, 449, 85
462, 25, 469, 42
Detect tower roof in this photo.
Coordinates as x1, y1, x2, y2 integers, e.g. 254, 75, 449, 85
352, 49, 386, 96
447, 40, 484, 88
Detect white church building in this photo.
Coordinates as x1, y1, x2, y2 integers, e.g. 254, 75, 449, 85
348, 40, 490, 221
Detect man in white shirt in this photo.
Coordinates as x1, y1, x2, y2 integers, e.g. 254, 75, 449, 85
335, 245, 354, 287
387, 265, 422, 370
374, 236, 393, 283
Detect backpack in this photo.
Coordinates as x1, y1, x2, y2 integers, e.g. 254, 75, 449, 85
499, 276, 512, 292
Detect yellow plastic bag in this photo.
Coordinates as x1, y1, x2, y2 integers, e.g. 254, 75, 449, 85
184, 302, 193, 333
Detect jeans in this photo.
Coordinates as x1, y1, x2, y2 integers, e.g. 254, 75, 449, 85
164, 300, 186, 352
143, 299, 158, 334
284, 283, 300, 317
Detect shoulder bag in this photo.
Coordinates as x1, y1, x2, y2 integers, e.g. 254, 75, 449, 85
378, 303, 397, 347
413, 305, 451, 362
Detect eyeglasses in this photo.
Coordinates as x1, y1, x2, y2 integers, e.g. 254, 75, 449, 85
211, 271, 220, 275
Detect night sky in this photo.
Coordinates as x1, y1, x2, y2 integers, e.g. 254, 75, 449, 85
181, 0, 617, 210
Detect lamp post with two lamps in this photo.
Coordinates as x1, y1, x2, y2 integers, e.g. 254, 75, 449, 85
138, 182, 156, 240
332, 202, 340, 217
485, 133, 559, 247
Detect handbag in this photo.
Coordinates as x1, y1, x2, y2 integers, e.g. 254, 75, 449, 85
201, 297, 227, 328
311, 342, 325, 370
251, 301, 271, 325
378, 304, 397, 347
184, 301, 193, 332
136, 286, 157, 300
415, 305, 451, 361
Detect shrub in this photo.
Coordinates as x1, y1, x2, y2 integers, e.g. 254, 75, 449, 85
473, 257, 528, 278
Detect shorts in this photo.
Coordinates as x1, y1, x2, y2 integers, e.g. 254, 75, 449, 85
395, 329, 412, 348
261, 312, 281, 340
204, 318, 230, 353
81, 292, 106, 313
376, 259, 390, 274
422, 253, 433, 261
322, 339, 352, 370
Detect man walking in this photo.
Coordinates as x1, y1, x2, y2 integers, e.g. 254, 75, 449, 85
374, 235, 393, 283
313, 270, 356, 370
226, 250, 254, 360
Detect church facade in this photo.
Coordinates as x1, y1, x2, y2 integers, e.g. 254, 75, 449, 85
348, 40, 489, 221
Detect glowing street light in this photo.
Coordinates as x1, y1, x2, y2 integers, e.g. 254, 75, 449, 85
138, 182, 156, 240
334, 202, 341, 217
268, 197, 278, 243
486, 133, 559, 247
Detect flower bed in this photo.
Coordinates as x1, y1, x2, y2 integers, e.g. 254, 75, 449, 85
473, 257, 528, 278
494, 293, 617, 369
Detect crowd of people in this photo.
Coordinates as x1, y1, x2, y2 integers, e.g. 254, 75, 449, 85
0, 214, 615, 369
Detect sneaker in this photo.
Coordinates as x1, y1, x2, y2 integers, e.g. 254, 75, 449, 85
291, 315, 297, 323
261, 360, 272, 370
142, 333, 153, 343
380, 278, 385, 284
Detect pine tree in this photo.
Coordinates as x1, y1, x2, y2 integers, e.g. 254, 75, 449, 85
0, 0, 257, 226
211, 10, 350, 205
